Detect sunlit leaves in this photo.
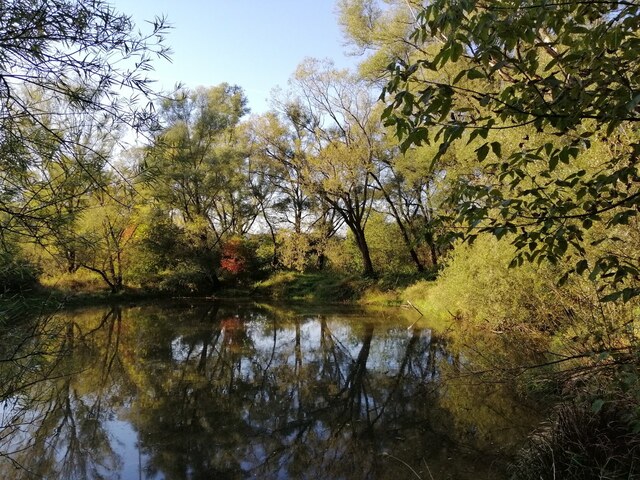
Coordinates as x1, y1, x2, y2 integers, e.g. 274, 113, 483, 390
382, 0, 640, 302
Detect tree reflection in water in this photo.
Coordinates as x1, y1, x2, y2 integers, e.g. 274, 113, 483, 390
0, 302, 543, 479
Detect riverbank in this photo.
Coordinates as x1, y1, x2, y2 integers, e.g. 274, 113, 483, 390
8, 270, 427, 310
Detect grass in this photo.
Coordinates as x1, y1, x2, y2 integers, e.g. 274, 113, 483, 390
253, 270, 436, 305
511, 401, 640, 479
253, 271, 365, 302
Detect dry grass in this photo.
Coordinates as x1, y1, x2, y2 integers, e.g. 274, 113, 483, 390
511, 401, 640, 480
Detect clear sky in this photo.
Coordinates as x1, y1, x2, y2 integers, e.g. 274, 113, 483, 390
112, 0, 358, 113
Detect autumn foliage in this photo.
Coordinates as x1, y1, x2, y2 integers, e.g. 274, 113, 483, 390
220, 237, 248, 276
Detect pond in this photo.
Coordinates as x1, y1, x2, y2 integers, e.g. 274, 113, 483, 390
0, 301, 544, 479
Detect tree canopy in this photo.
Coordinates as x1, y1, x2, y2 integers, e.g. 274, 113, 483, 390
0, 0, 170, 237
382, 0, 640, 301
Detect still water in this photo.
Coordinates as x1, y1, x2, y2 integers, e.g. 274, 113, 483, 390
0, 301, 543, 479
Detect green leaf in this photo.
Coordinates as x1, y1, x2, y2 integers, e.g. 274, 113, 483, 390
467, 68, 485, 80
576, 259, 588, 275
600, 291, 622, 302
591, 399, 605, 413
622, 287, 639, 303
490, 141, 502, 158
476, 143, 489, 161
451, 42, 464, 62
557, 271, 570, 286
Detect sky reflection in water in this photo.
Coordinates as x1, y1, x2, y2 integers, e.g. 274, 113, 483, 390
0, 302, 543, 479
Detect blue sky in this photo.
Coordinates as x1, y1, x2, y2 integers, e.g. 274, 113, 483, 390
113, 0, 358, 113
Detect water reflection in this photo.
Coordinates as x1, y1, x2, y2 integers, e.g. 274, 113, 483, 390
0, 302, 542, 479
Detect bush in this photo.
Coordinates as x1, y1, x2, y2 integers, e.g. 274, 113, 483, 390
155, 262, 213, 294
0, 250, 39, 293
511, 401, 640, 480
402, 235, 562, 331
400, 234, 640, 479
361, 213, 416, 274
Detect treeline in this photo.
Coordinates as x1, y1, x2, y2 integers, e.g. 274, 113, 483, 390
1, 0, 639, 306
1, 61, 449, 294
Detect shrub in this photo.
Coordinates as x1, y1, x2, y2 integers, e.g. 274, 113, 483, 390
402, 235, 562, 331
0, 250, 39, 293
511, 401, 640, 480
155, 263, 213, 294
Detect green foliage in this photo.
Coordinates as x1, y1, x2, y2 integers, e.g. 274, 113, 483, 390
254, 271, 361, 302
338, 0, 420, 79
277, 231, 315, 272
0, 0, 170, 236
154, 263, 213, 295
382, 0, 640, 302
289, 59, 382, 277
322, 236, 361, 273
0, 249, 39, 294
403, 236, 560, 330
361, 212, 415, 274
127, 207, 219, 294
403, 234, 639, 339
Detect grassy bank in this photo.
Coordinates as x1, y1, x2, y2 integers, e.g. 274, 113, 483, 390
252, 270, 432, 304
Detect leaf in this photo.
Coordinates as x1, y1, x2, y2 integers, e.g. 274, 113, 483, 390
467, 68, 485, 80
451, 42, 464, 62
476, 143, 489, 161
490, 141, 502, 158
576, 259, 588, 275
591, 399, 605, 413
622, 287, 639, 303
600, 291, 622, 302
557, 271, 570, 286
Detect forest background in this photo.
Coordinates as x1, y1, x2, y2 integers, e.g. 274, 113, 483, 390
0, 1, 639, 478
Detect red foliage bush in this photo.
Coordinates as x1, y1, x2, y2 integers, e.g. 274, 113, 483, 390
220, 237, 247, 275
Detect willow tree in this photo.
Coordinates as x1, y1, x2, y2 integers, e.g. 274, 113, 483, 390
0, 0, 170, 237
247, 103, 345, 271
288, 59, 383, 277
143, 85, 252, 287
338, 0, 422, 80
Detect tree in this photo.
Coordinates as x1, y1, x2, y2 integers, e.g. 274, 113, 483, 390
338, 0, 421, 80
17, 89, 118, 273
288, 59, 383, 277
142, 85, 251, 288
382, 0, 640, 301
74, 177, 138, 292
248, 105, 344, 271
249, 109, 313, 236
0, 0, 170, 235
371, 145, 447, 270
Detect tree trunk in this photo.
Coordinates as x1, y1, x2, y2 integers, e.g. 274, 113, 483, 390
353, 226, 375, 278
370, 172, 425, 273
425, 230, 438, 268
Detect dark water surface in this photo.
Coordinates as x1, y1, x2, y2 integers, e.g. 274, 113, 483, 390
0, 301, 543, 479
